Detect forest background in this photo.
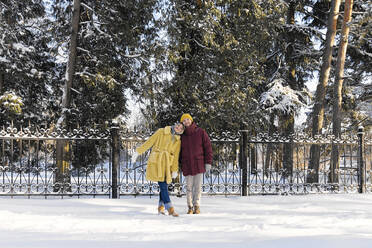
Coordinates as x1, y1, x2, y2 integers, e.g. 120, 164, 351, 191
0, 0, 371, 137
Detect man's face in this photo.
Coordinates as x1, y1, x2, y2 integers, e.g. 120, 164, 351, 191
182, 118, 192, 127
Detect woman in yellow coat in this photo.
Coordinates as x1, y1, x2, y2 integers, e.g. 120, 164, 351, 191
132, 122, 184, 217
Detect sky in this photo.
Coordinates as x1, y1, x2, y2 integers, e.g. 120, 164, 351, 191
1, 194, 372, 248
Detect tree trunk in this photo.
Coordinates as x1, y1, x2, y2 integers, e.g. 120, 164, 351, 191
0, 69, 3, 93
281, 114, 294, 180
249, 129, 257, 175
264, 114, 275, 176
331, 0, 354, 183
55, 0, 81, 191
63, 0, 80, 111
307, 0, 341, 183
281, 2, 296, 180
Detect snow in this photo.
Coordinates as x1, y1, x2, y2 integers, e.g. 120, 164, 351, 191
12, 43, 34, 53
260, 78, 308, 114
358, 101, 372, 119
0, 56, 10, 63
1, 194, 372, 248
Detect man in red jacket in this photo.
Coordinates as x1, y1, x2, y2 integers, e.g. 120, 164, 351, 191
180, 113, 213, 214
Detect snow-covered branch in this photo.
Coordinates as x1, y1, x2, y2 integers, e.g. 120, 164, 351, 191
80, 2, 93, 12
259, 78, 309, 115
193, 38, 211, 50
348, 44, 372, 58
123, 54, 142, 58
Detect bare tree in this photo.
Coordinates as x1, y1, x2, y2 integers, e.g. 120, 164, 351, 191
307, 0, 341, 183
331, 0, 354, 183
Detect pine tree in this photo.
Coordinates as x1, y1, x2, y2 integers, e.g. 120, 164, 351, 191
343, 1, 372, 130
138, 0, 288, 134
307, 0, 342, 183
261, 0, 320, 177
331, 0, 354, 183
49, 0, 158, 129
48, 0, 160, 188
0, 0, 55, 126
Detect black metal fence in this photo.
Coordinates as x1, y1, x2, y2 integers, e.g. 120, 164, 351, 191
240, 128, 372, 195
0, 124, 371, 197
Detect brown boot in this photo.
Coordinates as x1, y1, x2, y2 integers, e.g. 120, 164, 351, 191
168, 207, 179, 217
187, 206, 193, 214
158, 205, 165, 215
193, 206, 200, 214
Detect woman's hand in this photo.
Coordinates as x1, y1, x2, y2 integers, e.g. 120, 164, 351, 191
131, 152, 139, 163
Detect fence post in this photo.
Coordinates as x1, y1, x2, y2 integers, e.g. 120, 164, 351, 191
240, 129, 248, 196
110, 124, 120, 199
358, 126, 365, 193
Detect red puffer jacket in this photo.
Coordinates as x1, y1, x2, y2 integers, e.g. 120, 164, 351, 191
180, 122, 213, 176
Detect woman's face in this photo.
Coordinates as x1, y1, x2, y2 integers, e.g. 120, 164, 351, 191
174, 123, 185, 134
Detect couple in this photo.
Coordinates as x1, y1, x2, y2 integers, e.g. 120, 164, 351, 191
132, 113, 213, 217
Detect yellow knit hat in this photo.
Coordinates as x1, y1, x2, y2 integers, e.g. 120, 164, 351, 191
180, 113, 193, 123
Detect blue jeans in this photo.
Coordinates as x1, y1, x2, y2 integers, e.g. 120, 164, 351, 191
158, 181, 173, 210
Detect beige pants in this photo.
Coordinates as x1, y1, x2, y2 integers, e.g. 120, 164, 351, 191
185, 173, 203, 207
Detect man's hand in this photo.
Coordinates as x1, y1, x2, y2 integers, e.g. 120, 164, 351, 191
172, 171, 178, 179
205, 164, 211, 178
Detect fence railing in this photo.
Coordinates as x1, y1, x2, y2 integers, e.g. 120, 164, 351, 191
0, 124, 371, 197
240, 127, 372, 195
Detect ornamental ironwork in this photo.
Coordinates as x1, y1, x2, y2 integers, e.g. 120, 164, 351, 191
0, 124, 371, 197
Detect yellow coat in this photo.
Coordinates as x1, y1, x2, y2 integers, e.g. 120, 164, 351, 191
136, 126, 181, 184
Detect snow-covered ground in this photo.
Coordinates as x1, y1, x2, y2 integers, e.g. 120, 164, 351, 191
1, 194, 372, 248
